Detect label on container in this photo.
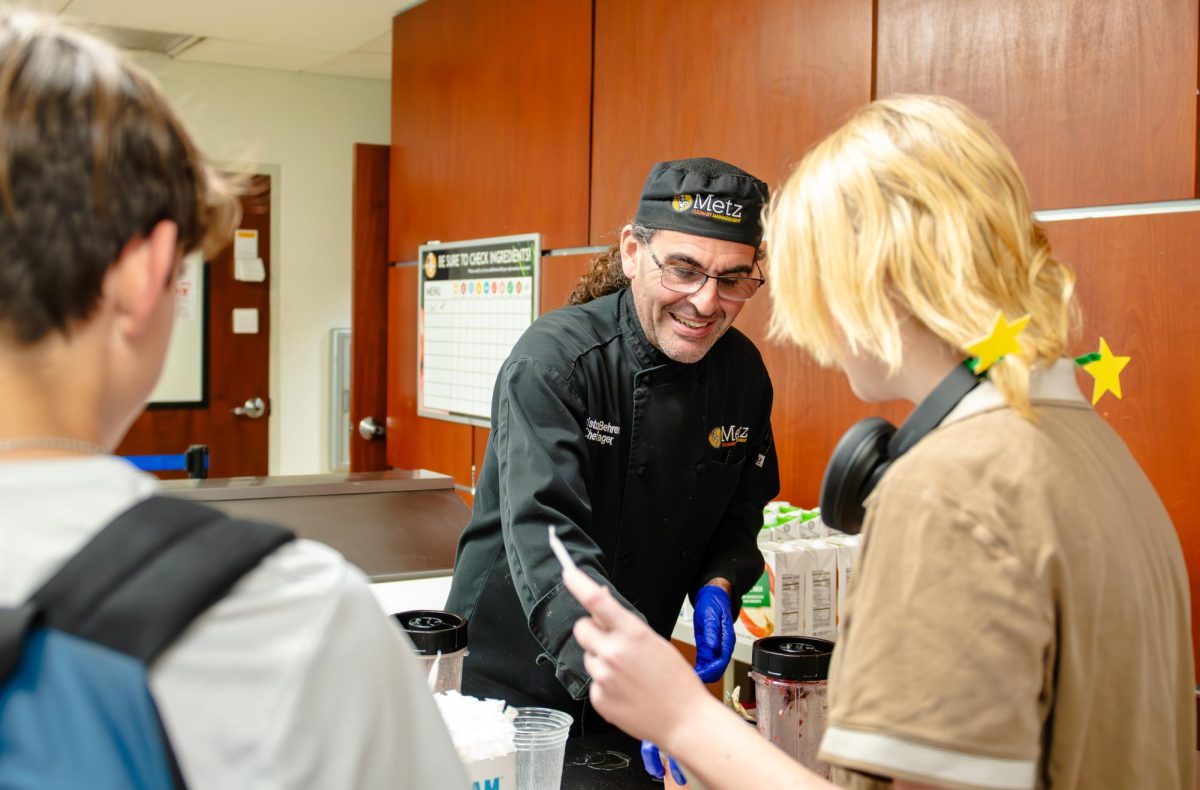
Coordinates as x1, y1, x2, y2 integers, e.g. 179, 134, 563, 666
741, 569, 772, 607
466, 752, 515, 790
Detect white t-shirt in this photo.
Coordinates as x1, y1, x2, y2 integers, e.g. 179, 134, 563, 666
0, 456, 469, 790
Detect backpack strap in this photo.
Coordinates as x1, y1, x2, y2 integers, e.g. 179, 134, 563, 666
30, 495, 294, 663
0, 602, 38, 680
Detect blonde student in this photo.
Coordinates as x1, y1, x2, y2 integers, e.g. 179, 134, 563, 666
563, 94, 1194, 790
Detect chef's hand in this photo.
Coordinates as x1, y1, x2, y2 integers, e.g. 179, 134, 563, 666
693, 583, 735, 683
641, 740, 687, 785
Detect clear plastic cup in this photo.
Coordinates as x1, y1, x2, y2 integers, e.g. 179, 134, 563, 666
512, 707, 573, 790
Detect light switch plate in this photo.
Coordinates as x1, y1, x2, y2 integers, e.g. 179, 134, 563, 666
232, 307, 259, 334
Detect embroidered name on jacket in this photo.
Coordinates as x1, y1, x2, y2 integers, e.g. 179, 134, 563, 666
586, 417, 620, 446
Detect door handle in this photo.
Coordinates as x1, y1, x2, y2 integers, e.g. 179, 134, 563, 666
232, 397, 266, 419
358, 416, 386, 441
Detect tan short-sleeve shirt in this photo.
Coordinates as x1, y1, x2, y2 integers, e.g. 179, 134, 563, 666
818, 362, 1194, 789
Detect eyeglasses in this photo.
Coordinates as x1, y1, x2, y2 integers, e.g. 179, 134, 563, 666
638, 235, 764, 302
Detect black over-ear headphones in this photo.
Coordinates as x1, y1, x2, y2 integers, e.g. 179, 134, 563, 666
819, 362, 984, 534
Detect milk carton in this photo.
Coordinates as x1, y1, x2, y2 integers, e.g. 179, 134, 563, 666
735, 565, 774, 640
744, 537, 838, 640
737, 505, 825, 640
795, 538, 839, 640
825, 534, 860, 636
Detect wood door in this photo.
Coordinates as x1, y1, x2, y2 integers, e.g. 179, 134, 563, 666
351, 144, 390, 473
116, 176, 272, 479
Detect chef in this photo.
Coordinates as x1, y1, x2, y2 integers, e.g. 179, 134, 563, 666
446, 157, 779, 757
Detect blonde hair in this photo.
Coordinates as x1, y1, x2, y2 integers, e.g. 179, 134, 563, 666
766, 94, 1079, 417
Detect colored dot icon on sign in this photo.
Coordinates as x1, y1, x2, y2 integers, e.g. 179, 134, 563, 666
507, 281, 513, 293
476, 282, 483, 294
516, 281, 522, 294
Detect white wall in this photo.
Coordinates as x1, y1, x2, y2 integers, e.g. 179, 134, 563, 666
133, 53, 390, 475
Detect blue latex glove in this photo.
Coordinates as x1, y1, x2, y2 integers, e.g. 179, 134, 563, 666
693, 584, 735, 683
641, 739, 687, 785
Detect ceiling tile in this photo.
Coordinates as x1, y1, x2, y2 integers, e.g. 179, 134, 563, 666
24, 0, 73, 13
305, 51, 390, 81
355, 30, 391, 55
61, 0, 411, 52
175, 37, 336, 72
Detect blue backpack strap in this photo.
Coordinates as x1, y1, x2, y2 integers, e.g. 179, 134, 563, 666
0, 603, 38, 680
30, 495, 294, 663
1, 497, 294, 789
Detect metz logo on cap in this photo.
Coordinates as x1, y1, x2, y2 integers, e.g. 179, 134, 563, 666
673, 193, 744, 225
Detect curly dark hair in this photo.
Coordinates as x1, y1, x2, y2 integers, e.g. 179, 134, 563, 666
566, 224, 654, 306
567, 248, 628, 307
0, 11, 239, 344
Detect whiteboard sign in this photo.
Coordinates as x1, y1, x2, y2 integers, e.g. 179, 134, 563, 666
148, 251, 208, 407
417, 233, 541, 427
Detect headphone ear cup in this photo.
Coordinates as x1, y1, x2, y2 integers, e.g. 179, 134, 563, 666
819, 417, 896, 535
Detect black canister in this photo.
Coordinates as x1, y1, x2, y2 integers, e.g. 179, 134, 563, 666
751, 635, 834, 680
393, 610, 469, 693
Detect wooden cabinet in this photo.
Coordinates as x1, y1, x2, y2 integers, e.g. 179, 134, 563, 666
877, 0, 1198, 209
386, 0, 593, 480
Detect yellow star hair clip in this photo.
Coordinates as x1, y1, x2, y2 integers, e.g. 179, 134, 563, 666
1076, 337, 1131, 405
965, 312, 1031, 374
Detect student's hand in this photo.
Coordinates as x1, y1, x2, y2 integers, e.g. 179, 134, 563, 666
641, 740, 687, 785
562, 566, 709, 747
692, 583, 735, 683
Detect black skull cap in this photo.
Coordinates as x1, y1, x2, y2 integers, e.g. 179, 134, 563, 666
634, 157, 769, 247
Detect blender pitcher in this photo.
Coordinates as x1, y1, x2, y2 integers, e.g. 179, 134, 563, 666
750, 635, 834, 778
393, 609, 469, 693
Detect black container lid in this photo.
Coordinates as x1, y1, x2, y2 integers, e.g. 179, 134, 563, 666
752, 636, 835, 681
393, 610, 469, 655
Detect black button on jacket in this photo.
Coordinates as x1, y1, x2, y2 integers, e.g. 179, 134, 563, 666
445, 289, 779, 727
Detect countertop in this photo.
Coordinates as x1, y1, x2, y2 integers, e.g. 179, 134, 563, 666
563, 732, 662, 788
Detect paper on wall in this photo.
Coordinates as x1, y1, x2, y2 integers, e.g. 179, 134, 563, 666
235, 256, 266, 282
234, 228, 258, 259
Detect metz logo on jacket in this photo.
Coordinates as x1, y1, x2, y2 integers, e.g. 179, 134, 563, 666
708, 425, 750, 449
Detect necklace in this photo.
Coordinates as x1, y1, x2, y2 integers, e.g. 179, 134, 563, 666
0, 436, 108, 455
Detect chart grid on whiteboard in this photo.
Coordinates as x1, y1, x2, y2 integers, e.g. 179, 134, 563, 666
417, 234, 540, 427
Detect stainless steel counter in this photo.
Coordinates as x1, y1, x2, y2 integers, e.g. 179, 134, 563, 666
161, 469, 469, 582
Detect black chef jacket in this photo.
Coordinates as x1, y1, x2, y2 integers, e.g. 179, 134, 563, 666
445, 288, 779, 731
